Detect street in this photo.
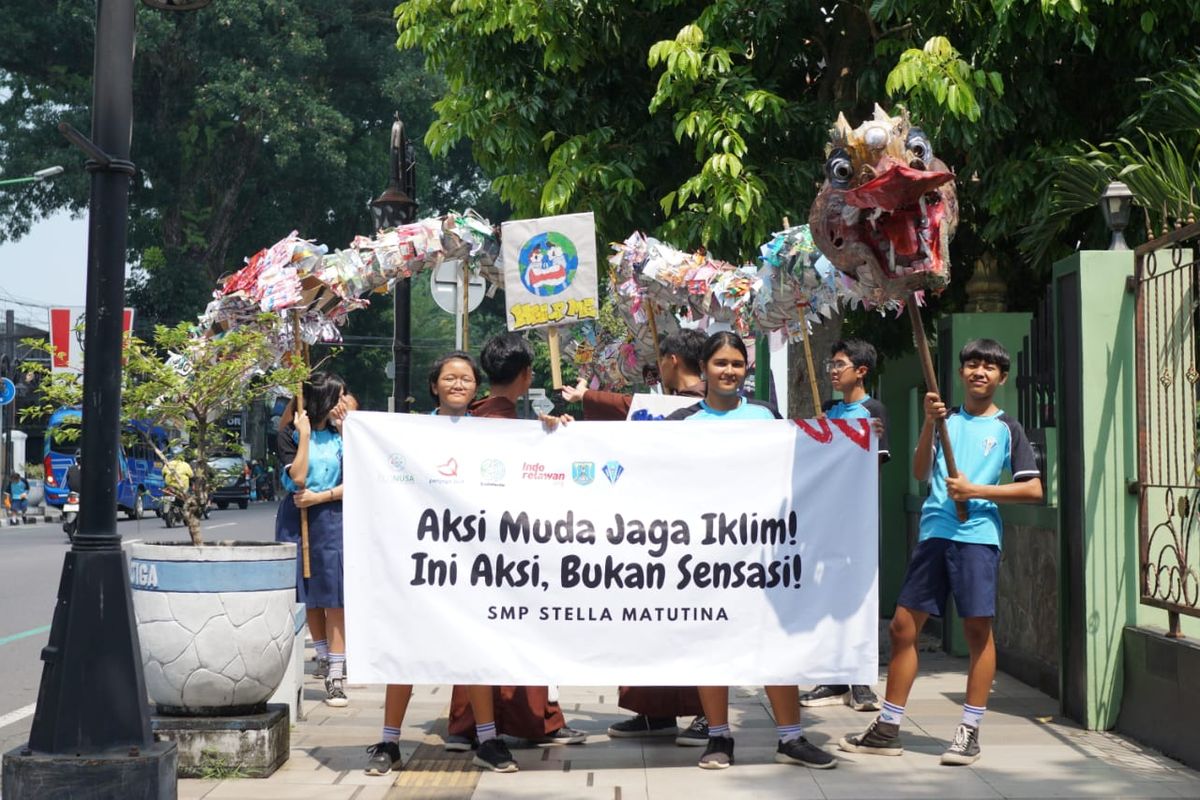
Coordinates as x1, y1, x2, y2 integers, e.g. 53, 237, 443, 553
0, 501, 278, 755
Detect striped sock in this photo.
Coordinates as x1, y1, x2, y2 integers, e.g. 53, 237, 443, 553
476, 722, 498, 743
313, 639, 329, 659
328, 653, 346, 680
878, 700, 905, 726
962, 703, 985, 728
777, 723, 804, 743
708, 723, 732, 739
382, 725, 401, 744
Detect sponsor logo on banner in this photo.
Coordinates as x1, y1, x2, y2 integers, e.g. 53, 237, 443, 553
431, 457, 463, 485
387, 454, 415, 484
480, 459, 506, 487
602, 460, 625, 485
571, 461, 595, 486
522, 462, 565, 483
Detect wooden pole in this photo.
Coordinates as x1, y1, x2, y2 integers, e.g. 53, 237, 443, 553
907, 297, 969, 522
291, 311, 311, 578
460, 261, 470, 351
644, 299, 666, 392
798, 315, 825, 419
548, 327, 564, 389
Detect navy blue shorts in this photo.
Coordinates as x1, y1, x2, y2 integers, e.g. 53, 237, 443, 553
895, 537, 1000, 618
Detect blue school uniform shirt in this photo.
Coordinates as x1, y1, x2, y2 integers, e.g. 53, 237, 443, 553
823, 395, 890, 462
666, 397, 781, 421
920, 407, 1039, 548
280, 427, 343, 493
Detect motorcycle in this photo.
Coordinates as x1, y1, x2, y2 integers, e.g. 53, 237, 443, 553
254, 472, 276, 503
61, 492, 79, 542
161, 489, 185, 528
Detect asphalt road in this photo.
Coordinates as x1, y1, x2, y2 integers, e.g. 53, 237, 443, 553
0, 501, 279, 755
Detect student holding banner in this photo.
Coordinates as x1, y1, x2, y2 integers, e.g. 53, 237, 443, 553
274, 372, 351, 709
666, 332, 838, 771
440, 334, 586, 773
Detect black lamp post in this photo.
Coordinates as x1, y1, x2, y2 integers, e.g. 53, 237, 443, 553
2, 1, 212, 797
1100, 180, 1134, 250
370, 115, 418, 413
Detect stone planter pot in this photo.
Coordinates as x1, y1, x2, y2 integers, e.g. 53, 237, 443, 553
128, 541, 297, 716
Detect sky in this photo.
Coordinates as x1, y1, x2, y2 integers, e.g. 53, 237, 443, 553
0, 211, 97, 330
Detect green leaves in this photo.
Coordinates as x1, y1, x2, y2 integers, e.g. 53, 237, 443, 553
885, 36, 1002, 122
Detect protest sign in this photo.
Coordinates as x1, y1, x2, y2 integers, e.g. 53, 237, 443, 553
343, 412, 878, 686
501, 212, 599, 332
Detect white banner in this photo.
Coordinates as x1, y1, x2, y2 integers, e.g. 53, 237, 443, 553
501, 212, 599, 331
343, 412, 878, 686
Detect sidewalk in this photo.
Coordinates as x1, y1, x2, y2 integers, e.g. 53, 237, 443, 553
180, 651, 1200, 800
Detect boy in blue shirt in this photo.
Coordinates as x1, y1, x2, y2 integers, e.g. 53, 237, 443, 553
839, 338, 1042, 766
801, 339, 889, 713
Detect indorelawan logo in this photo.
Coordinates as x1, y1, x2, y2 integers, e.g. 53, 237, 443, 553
602, 460, 624, 485
437, 457, 459, 477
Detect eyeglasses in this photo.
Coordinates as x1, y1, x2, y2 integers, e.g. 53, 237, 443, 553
438, 376, 477, 386
824, 359, 854, 373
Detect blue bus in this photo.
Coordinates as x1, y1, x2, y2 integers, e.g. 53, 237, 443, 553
43, 407, 168, 519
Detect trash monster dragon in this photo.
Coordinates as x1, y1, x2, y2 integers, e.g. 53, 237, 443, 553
808, 105, 958, 306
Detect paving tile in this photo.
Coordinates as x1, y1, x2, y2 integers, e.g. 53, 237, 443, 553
178, 779, 221, 799
203, 783, 360, 799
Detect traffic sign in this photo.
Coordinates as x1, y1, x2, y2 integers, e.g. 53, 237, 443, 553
0, 378, 14, 406
430, 259, 486, 315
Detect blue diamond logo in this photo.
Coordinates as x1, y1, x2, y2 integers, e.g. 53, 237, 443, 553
602, 460, 624, 485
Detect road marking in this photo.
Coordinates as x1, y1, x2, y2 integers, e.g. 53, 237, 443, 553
0, 625, 51, 648
0, 703, 37, 730
203, 522, 236, 530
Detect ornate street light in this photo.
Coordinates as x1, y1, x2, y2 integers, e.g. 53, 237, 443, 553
1100, 180, 1134, 250
370, 115, 418, 413
2, 2, 213, 798
0, 165, 64, 187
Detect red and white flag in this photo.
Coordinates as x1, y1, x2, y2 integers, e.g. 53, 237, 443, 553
48, 307, 135, 373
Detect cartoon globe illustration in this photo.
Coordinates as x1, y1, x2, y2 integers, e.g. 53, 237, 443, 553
519, 232, 579, 297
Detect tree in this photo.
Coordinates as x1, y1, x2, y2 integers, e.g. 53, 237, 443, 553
21, 322, 303, 544
0, 0, 496, 334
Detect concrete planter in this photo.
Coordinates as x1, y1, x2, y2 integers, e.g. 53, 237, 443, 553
128, 541, 297, 716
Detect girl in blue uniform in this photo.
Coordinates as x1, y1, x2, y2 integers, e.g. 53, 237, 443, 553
275, 371, 349, 707
667, 331, 837, 772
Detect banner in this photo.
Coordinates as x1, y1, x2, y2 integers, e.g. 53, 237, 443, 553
343, 412, 878, 686
48, 306, 134, 373
501, 212, 599, 331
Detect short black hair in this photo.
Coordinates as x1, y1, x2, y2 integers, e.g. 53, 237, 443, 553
959, 338, 1011, 373
480, 333, 533, 385
428, 351, 482, 400
659, 329, 706, 374
303, 371, 347, 424
831, 339, 877, 376
700, 330, 748, 366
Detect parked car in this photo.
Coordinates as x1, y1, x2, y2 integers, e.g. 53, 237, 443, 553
207, 455, 250, 510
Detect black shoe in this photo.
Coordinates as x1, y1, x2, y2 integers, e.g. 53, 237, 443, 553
838, 718, 903, 756
941, 723, 981, 765
444, 734, 477, 752
676, 715, 708, 747
473, 738, 519, 772
313, 656, 329, 679
799, 685, 850, 707
364, 741, 402, 775
607, 714, 676, 738
775, 737, 837, 769
847, 685, 880, 712
697, 736, 734, 770
324, 677, 348, 708
536, 725, 588, 745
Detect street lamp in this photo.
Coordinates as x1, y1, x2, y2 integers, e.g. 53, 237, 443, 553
2, 1, 212, 798
0, 165, 65, 187
1100, 180, 1134, 250
370, 114, 418, 413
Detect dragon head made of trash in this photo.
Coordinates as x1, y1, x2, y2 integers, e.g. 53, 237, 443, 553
808, 105, 958, 304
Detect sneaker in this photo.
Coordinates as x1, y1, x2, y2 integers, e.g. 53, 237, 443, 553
837, 718, 902, 756
775, 737, 837, 769
697, 736, 735, 770
473, 738, 519, 772
536, 725, 588, 745
607, 714, 676, 738
324, 677, 348, 708
675, 715, 708, 746
940, 723, 981, 765
313, 656, 329, 679
364, 741, 402, 775
444, 734, 478, 752
846, 685, 880, 712
799, 685, 849, 707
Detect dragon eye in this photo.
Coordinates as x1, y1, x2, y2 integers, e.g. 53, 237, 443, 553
826, 149, 853, 188
906, 128, 933, 164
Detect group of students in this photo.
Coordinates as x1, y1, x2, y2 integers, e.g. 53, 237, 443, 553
274, 326, 1042, 776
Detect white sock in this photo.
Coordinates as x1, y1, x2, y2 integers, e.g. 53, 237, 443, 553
382, 725, 401, 744
708, 723, 732, 739
777, 723, 803, 743
313, 639, 329, 659
962, 703, 985, 728
328, 653, 345, 680
476, 722, 498, 743
879, 700, 905, 726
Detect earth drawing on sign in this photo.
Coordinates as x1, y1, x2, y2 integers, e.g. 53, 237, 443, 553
518, 231, 578, 296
